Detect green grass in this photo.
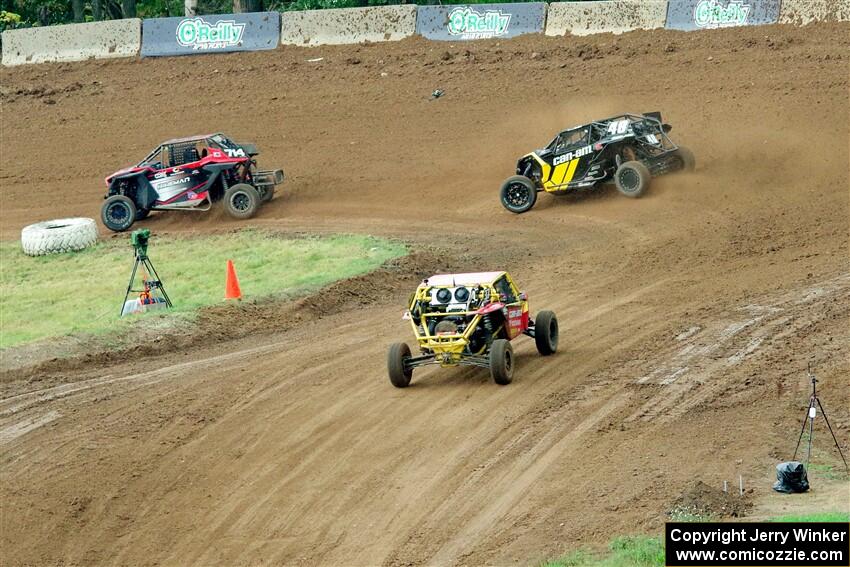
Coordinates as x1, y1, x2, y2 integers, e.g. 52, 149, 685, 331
0, 231, 406, 348
806, 463, 850, 481
773, 512, 850, 523
542, 536, 664, 567
541, 512, 849, 567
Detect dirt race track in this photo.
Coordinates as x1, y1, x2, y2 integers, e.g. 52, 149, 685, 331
1, 21, 849, 566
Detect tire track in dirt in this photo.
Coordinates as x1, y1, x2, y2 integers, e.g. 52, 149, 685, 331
1, 21, 848, 567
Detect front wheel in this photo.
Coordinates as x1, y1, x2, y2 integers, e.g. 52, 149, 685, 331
500, 175, 538, 214
489, 339, 514, 385
101, 195, 137, 232
675, 146, 696, 172
534, 310, 559, 355
224, 184, 260, 219
388, 342, 413, 388
614, 161, 651, 198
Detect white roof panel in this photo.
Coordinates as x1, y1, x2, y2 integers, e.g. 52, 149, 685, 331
426, 272, 505, 286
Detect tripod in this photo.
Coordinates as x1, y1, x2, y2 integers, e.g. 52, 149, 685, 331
793, 363, 848, 473
121, 230, 172, 316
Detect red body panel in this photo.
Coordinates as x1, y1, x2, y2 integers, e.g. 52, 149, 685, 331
476, 302, 505, 315
506, 305, 526, 339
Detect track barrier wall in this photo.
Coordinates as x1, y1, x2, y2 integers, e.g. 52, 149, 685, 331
281, 5, 416, 45
666, 0, 781, 30
2, 1, 847, 66
545, 1, 668, 36
778, 0, 850, 24
141, 12, 280, 57
415, 3, 546, 41
1, 19, 141, 66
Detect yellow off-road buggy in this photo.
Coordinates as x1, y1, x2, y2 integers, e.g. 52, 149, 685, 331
387, 271, 558, 387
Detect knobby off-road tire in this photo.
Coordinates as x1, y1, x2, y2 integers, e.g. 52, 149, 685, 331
388, 342, 413, 388
101, 195, 137, 232
224, 184, 261, 219
21, 218, 98, 256
614, 161, 651, 198
489, 339, 514, 385
675, 145, 696, 172
500, 175, 537, 214
534, 310, 559, 356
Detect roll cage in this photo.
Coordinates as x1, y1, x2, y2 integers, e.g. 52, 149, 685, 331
407, 273, 519, 334
136, 133, 246, 170
545, 113, 677, 155
402, 272, 527, 368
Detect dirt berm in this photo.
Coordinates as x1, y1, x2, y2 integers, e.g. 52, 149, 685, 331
0, 22, 848, 566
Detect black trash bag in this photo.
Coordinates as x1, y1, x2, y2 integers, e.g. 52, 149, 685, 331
773, 461, 810, 493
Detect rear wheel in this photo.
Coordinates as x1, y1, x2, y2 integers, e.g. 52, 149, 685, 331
489, 339, 514, 385
534, 310, 559, 355
500, 175, 537, 214
388, 342, 413, 388
224, 184, 260, 219
675, 145, 696, 172
135, 208, 150, 221
101, 195, 137, 232
614, 161, 651, 198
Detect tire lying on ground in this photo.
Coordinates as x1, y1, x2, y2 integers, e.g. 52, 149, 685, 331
21, 218, 98, 256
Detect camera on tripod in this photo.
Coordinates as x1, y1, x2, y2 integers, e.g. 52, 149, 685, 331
120, 229, 172, 317
131, 228, 150, 259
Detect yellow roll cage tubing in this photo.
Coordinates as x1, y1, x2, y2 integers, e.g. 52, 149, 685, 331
406, 273, 523, 364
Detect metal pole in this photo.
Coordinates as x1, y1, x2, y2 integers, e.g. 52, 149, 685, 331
143, 258, 173, 308
121, 256, 141, 316
793, 396, 814, 461
816, 397, 849, 472
806, 409, 814, 466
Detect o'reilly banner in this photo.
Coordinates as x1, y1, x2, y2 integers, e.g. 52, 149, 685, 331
666, 0, 780, 30
416, 3, 545, 41
142, 12, 280, 57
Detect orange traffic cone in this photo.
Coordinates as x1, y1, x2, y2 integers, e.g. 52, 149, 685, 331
225, 259, 242, 300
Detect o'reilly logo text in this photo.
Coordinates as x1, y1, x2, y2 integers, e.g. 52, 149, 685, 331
447, 7, 511, 39
693, 0, 751, 28
176, 17, 245, 50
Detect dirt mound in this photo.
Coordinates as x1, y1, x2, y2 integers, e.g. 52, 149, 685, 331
0, 21, 848, 567
671, 481, 753, 519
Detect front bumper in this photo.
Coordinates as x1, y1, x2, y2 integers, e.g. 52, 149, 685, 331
255, 169, 285, 187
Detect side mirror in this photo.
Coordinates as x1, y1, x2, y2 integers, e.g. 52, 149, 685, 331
402, 310, 411, 321
519, 291, 528, 300
662, 124, 673, 133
